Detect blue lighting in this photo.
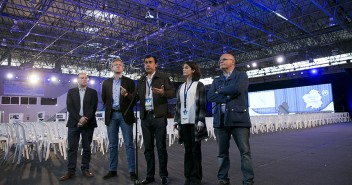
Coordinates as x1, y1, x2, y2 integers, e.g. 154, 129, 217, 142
310, 69, 318, 74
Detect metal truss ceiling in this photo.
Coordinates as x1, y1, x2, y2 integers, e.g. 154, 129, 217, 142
0, 0, 352, 79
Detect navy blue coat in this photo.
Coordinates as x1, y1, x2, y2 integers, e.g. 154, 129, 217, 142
207, 70, 251, 128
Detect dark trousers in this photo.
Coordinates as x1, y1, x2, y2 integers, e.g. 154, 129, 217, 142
181, 124, 202, 184
141, 112, 168, 178
67, 127, 94, 173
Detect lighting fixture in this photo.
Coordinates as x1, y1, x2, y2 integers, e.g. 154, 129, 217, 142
1, 38, 6, 47
145, 10, 154, 19
10, 20, 20, 33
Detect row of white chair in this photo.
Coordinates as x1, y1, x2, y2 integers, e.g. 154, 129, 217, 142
0, 122, 67, 164
1, 112, 350, 163
250, 112, 351, 134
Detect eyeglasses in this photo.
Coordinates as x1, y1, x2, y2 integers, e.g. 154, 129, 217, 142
219, 58, 234, 62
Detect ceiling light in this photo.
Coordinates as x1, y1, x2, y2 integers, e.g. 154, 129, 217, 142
276, 56, 284, 63
29, 74, 40, 84
223, 46, 227, 53
51, 76, 57, 82
206, 7, 213, 17
6, 73, 14, 79
10, 20, 20, 33
252, 62, 257, 67
329, 17, 336, 27
267, 34, 273, 42
145, 10, 154, 19
1, 38, 7, 47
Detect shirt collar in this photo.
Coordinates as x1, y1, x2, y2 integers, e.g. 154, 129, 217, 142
79, 87, 86, 91
147, 71, 156, 80
113, 74, 122, 81
223, 70, 233, 78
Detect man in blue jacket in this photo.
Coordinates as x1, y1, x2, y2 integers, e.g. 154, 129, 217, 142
207, 53, 254, 185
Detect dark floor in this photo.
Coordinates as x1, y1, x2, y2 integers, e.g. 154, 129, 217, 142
1, 122, 352, 185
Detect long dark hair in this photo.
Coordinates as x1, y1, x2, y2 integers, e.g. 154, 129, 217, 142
183, 62, 201, 81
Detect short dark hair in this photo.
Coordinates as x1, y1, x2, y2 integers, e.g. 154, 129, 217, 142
183, 62, 201, 81
144, 55, 157, 64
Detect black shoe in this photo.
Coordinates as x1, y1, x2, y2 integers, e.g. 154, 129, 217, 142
130, 172, 137, 181
103, 171, 117, 180
141, 177, 155, 184
161, 177, 168, 185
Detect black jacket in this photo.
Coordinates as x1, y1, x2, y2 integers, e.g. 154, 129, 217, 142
101, 76, 136, 125
66, 87, 98, 128
136, 71, 175, 120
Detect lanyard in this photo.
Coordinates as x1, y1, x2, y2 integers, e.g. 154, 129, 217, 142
183, 81, 193, 109
146, 78, 152, 97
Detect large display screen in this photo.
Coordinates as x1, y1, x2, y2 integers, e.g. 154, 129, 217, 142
249, 83, 334, 115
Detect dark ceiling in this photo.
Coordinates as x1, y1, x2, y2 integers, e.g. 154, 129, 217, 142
0, 0, 352, 79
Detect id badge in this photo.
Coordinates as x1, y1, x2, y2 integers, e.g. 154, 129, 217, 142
181, 109, 189, 122
145, 97, 153, 110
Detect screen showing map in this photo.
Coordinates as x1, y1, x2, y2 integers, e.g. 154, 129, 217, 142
248, 83, 334, 115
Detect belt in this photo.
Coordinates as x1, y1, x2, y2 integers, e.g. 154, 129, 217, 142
112, 109, 121, 112
146, 110, 154, 114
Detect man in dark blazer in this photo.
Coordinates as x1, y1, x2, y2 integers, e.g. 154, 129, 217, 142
135, 55, 175, 185
207, 53, 254, 185
60, 72, 98, 181
101, 58, 137, 181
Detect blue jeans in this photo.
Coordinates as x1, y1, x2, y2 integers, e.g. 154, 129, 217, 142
107, 112, 135, 172
214, 127, 254, 185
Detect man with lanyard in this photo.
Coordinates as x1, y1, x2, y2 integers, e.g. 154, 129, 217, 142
207, 53, 255, 185
135, 55, 175, 185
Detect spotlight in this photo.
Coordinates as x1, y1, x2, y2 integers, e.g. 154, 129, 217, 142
329, 17, 336, 27
267, 34, 273, 42
6, 73, 14, 79
10, 20, 20, 33
145, 10, 154, 19
29, 73, 40, 84
1, 38, 7, 47
223, 46, 227, 53
72, 78, 78, 83
206, 6, 213, 17
51, 76, 57, 82
252, 62, 257, 67
89, 80, 95, 85
276, 56, 284, 63
310, 69, 318, 74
